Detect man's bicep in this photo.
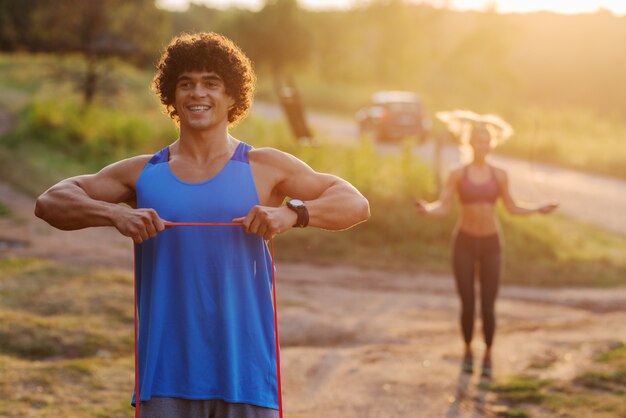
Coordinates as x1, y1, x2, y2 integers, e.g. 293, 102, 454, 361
277, 157, 339, 200
74, 157, 146, 204
72, 174, 130, 204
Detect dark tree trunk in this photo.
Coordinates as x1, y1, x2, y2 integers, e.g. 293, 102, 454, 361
83, 55, 98, 105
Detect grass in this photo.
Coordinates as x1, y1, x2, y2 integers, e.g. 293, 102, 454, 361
257, 68, 626, 181
495, 409, 531, 418
0, 53, 156, 113
0, 258, 133, 360
0, 92, 175, 193
0, 200, 11, 217
0, 354, 136, 417
0, 257, 137, 417
574, 344, 626, 393
498, 106, 626, 180
2, 256, 624, 417
0, 256, 318, 417
0, 53, 176, 195
498, 209, 626, 287
489, 376, 549, 404
488, 343, 626, 418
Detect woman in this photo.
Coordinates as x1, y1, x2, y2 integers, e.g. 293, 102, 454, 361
415, 111, 558, 378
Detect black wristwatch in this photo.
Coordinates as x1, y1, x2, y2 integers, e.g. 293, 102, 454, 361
286, 199, 309, 228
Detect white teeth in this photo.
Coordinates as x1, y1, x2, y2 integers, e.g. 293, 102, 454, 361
189, 106, 210, 111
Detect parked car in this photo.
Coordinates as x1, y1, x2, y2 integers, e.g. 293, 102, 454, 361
356, 91, 431, 142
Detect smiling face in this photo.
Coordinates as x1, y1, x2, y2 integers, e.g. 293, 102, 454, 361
172, 70, 235, 132
153, 33, 256, 127
469, 126, 493, 160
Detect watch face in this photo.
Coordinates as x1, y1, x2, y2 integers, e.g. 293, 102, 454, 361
289, 199, 304, 207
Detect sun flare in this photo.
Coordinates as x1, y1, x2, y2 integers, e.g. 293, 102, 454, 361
452, 0, 626, 14
157, 0, 626, 14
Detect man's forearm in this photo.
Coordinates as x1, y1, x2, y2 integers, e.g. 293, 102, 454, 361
35, 181, 119, 230
305, 183, 370, 231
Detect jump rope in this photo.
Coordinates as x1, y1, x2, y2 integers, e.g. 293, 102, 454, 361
133, 221, 283, 418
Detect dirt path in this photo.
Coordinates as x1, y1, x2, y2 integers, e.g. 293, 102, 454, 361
2, 180, 625, 417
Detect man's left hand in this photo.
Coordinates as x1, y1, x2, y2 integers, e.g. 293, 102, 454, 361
232, 205, 297, 240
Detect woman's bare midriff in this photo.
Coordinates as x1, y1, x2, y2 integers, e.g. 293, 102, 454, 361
456, 202, 500, 236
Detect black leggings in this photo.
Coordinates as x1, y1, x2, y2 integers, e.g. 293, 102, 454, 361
452, 231, 502, 348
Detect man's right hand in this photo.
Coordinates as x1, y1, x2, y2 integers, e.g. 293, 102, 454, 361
113, 207, 166, 244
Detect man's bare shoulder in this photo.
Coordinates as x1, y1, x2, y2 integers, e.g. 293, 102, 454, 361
101, 154, 154, 174
85, 154, 155, 186
248, 147, 301, 170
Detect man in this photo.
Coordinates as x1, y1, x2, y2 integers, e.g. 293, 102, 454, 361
34, 32, 369, 418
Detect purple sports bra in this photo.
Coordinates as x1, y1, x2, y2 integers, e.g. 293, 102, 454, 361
458, 166, 500, 204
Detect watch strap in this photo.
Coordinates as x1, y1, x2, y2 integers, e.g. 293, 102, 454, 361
287, 200, 309, 228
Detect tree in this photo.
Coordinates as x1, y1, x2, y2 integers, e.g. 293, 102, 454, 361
223, 0, 311, 82
0, 0, 39, 51
1, 0, 168, 104
436, 9, 516, 101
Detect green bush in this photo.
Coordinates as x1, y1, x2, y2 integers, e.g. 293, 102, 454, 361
9, 95, 174, 168
0, 200, 10, 217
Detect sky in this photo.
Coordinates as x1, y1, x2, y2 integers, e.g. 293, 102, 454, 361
157, 0, 626, 14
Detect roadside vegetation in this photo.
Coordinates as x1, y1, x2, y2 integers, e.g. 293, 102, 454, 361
1, 54, 626, 288
0, 257, 135, 417
0, 200, 10, 217
488, 343, 626, 417
255, 74, 626, 181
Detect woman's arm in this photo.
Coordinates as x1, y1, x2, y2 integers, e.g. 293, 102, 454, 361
414, 168, 460, 217
496, 169, 558, 215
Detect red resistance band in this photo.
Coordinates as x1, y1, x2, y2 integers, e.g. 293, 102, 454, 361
133, 221, 283, 418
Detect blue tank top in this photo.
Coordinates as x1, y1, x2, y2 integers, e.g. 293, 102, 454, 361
132, 141, 278, 409
458, 166, 500, 204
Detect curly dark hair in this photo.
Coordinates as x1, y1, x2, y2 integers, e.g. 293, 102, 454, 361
152, 32, 256, 125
